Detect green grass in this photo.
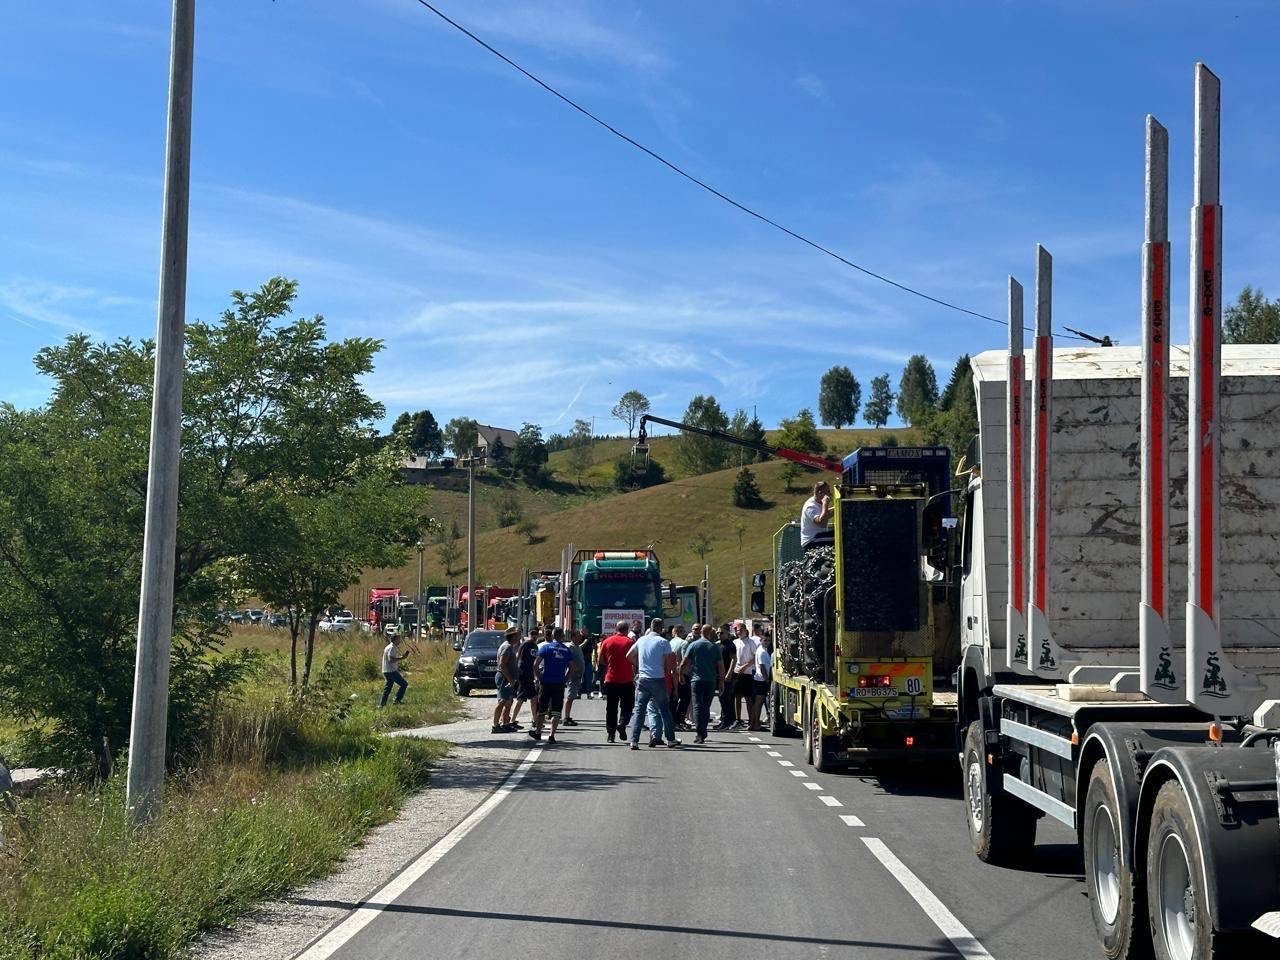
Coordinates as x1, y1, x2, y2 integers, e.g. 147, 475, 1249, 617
0, 628, 463, 960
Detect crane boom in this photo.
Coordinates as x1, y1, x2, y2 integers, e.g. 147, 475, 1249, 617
634, 414, 843, 474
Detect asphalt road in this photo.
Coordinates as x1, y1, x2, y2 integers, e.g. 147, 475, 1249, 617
295, 697, 1099, 960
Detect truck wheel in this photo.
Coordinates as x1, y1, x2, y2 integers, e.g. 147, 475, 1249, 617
963, 720, 1036, 864
806, 695, 835, 772
1083, 761, 1148, 960
1146, 780, 1213, 960
771, 684, 795, 737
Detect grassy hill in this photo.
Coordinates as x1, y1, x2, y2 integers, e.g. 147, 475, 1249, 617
373, 426, 919, 620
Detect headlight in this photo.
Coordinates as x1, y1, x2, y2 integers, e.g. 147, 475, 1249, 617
459, 656, 476, 665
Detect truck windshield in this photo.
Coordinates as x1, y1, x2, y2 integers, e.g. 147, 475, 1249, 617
585, 580, 659, 610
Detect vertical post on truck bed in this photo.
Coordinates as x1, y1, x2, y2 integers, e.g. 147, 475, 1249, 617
1006, 278, 1032, 674
1028, 246, 1071, 678
1184, 64, 1258, 714
1140, 117, 1182, 703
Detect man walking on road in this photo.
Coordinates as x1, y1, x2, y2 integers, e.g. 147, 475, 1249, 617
627, 618, 681, 750
512, 628, 540, 728
684, 625, 726, 743
561, 630, 586, 727
714, 626, 737, 729
732, 620, 759, 729
492, 626, 521, 733
670, 624, 692, 731
749, 628, 773, 731
531, 627, 577, 745
380, 634, 409, 707
597, 620, 635, 742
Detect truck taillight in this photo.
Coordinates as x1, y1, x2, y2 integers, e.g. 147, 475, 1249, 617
856, 674, 893, 688
905, 736, 916, 748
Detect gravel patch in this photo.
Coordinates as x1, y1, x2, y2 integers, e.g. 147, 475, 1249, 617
190, 694, 529, 960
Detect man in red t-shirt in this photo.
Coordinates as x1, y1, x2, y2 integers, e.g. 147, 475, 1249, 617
597, 619, 637, 743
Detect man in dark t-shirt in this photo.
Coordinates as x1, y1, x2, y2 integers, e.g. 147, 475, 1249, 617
512, 629, 541, 729
531, 627, 579, 744
715, 627, 737, 730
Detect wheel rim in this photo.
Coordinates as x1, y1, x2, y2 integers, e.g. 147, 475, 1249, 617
1156, 832, 1197, 960
966, 757, 984, 833
810, 705, 819, 760
1090, 802, 1121, 925
452, 678, 461, 694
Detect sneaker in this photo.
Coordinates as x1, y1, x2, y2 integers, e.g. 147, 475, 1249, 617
547, 735, 556, 744
618, 728, 629, 740
694, 736, 706, 744
510, 722, 524, 730
666, 739, 682, 748
648, 739, 660, 749
733, 720, 747, 729
491, 725, 504, 734
527, 730, 542, 741
630, 742, 639, 751
563, 718, 578, 726
607, 734, 616, 743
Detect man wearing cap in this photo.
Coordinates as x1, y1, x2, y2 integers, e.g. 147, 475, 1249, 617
492, 626, 521, 734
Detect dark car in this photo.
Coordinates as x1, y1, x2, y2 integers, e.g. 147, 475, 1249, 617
452, 630, 505, 696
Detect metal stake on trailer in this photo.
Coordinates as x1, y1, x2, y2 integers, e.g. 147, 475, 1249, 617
1006, 277, 1031, 675
1139, 115, 1182, 703
1184, 64, 1260, 714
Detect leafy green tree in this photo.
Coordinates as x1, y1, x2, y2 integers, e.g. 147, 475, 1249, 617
393, 409, 444, 458
512, 422, 549, 483
611, 390, 651, 438
732, 516, 749, 552
689, 532, 714, 563
878, 433, 900, 448
897, 355, 939, 426
0, 278, 380, 775
495, 490, 523, 527
780, 461, 802, 493
865, 374, 895, 428
776, 408, 825, 455
1223, 286, 1280, 343
732, 467, 766, 509
515, 517, 540, 544
673, 395, 731, 476
565, 418, 594, 486
818, 365, 862, 428
443, 417, 479, 460
614, 454, 666, 491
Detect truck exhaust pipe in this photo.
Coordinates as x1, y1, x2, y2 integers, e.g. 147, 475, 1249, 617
1006, 277, 1032, 675
1139, 116, 1182, 703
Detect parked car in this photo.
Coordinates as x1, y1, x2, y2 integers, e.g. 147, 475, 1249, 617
452, 630, 504, 696
267, 613, 288, 628
225, 610, 248, 624
246, 609, 265, 624
333, 611, 355, 627
383, 623, 400, 638
318, 617, 349, 633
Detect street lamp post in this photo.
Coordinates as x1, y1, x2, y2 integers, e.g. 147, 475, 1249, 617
415, 540, 424, 636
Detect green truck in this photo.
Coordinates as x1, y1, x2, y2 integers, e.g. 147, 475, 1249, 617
568, 549, 664, 637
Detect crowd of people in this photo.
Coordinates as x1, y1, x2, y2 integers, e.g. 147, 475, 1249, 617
489, 617, 774, 748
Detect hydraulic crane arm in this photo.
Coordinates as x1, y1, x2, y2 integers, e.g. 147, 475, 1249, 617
634, 414, 843, 474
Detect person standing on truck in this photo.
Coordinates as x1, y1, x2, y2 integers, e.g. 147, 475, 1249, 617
561, 631, 586, 726
627, 618, 681, 749
684, 625, 726, 743
492, 626, 521, 734
597, 621, 635, 743
379, 634, 409, 707
531, 627, 577, 745
801, 480, 834, 549
749, 629, 773, 731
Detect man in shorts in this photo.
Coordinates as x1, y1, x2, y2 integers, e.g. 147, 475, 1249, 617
561, 630, 587, 726
513, 628, 541, 732
531, 627, 577, 744
492, 626, 521, 734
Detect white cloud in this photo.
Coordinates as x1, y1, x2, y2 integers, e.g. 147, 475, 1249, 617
795, 72, 828, 102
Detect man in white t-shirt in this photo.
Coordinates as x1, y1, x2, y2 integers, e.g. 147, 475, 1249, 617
801, 480, 834, 548
731, 621, 758, 729
380, 636, 408, 707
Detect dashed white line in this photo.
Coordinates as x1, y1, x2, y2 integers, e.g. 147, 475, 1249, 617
839, 814, 865, 827
818, 795, 842, 807
747, 736, 761, 742
777, 760, 794, 767
766, 751, 783, 757
861, 837, 995, 960
295, 747, 543, 960
803, 782, 823, 791
789, 770, 807, 778
756, 744, 771, 749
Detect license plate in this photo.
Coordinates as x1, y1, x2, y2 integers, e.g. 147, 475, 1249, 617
851, 688, 898, 698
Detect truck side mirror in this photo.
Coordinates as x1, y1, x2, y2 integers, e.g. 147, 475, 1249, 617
752, 572, 766, 589
666, 583, 678, 605
750, 590, 765, 614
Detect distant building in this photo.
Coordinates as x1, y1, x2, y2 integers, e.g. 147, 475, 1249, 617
475, 424, 519, 459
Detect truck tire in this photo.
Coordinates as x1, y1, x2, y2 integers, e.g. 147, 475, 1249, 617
1146, 779, 1213, 960
805, 694, 835, 773
963, 720, 1036, 865
1083, 761, 1149, 960
771, 684, 795, 737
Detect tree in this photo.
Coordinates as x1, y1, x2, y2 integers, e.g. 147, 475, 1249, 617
897, 355, 939, 426
564, 418, 594, 487
924, 354, 978, 462
732, 467, 765, 509
511, 422, 549, 483
865, 374, 895, 428
515, 517, 540, 544
393, 409, 444, 459
672, 395, 731, 476
614, 454, 666, 491
937, 355, 972, 412
743, 415, 767, 462
776, 408, 825, 455
0, 278, 385, 775
443, 417, 479, 460
732, 516, 749, 552
437, 518, 462, 576
488, 434, 509, 474
1223, 286, 1280, 344
818, 365, 862, 428
689, 532, 714, 563
495, 490, 522, 527
780, 461, 802, 493
611, 390, 651, 438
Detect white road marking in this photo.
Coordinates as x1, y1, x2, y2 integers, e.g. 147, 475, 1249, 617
766, 751, 783, 757
778, 760, 794, 767
839, 814, 865, 827
756, 744, 771, 749
861, 837, 995, 960
818, 795, 842, 807
747, 736, 761, 742
789, 770, 807, 778
803, 782, 823, 791
294, 747, 543, 960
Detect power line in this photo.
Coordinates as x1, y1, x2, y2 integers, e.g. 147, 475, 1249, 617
410, 0, 1091, 343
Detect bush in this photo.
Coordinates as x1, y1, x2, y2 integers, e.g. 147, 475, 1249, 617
732, 467, 766, 509
614, 455, 666, 491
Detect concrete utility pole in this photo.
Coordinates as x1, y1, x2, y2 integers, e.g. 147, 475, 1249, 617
415, 540, 424, 635
466, 456, 477, 634
126, 0, 195, 825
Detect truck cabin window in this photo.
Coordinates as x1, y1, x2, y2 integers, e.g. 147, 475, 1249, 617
585, 579, 659, 610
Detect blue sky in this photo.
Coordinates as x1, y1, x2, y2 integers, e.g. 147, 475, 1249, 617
2, 2, 1278, 433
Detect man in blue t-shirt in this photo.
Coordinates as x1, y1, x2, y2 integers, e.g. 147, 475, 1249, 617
531, 627, 579, 744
